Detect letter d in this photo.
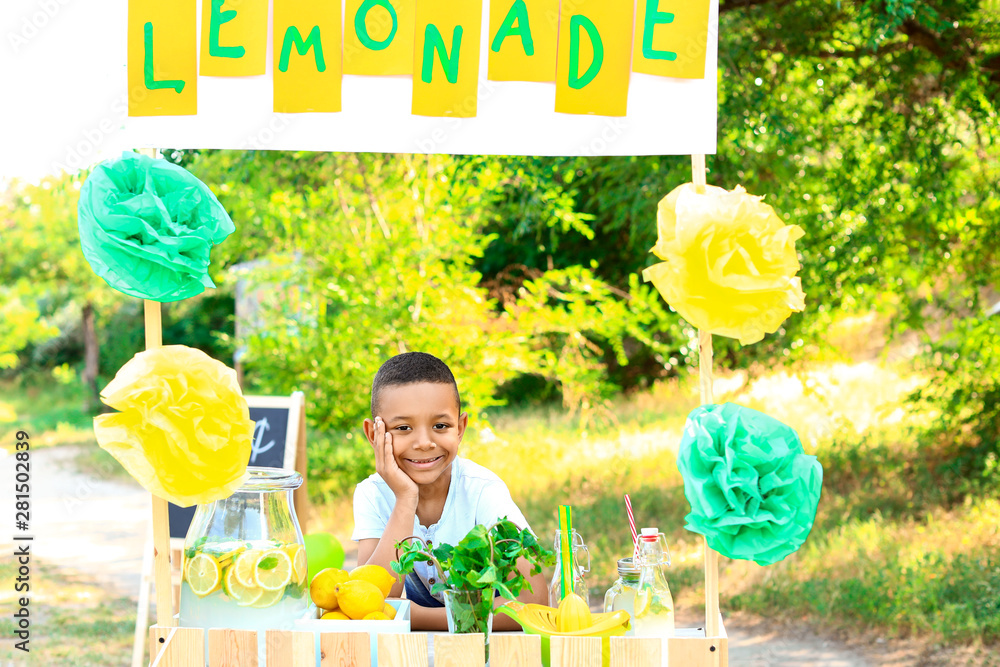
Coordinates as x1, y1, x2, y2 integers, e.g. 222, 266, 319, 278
568, 15, 603, 90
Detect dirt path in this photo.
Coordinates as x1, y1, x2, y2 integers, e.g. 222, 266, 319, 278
4, 446, 880, 665
1, 444, 150, 597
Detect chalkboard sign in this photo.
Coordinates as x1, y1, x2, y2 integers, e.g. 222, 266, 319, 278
168, 393, 305, 539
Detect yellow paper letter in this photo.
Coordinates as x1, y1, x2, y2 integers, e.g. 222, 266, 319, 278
344, 0, 415, 75
199, 0, 268, 76
273, 0, 342, 113
487, 0, 559, 82
632, 0, 710, 79
412, 0, 483, 118
555, 0, 633, 116
128, 0, 197, 116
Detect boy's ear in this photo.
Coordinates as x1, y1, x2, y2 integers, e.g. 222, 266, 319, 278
363, 418, 376, 445
457, 412, 469, 439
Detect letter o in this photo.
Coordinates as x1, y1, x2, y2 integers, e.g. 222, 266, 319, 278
355, 0, 397, 51
19, 618, 29, 629
33, 11, 49, 27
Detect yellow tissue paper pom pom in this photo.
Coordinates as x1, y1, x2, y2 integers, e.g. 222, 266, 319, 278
94, 345, 254, 506
642, 183, 806, 345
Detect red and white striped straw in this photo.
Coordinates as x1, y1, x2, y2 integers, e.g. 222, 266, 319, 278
624, 494, 638, 560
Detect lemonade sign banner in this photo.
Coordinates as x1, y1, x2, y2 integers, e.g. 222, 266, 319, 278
124, 0, 720, 155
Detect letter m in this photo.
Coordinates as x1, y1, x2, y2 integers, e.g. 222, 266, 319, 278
279, 26, 326, 73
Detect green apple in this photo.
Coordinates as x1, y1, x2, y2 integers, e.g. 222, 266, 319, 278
302, 532, 345, 583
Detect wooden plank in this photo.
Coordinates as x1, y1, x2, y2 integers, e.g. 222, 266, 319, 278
434, 633, 486, 667
266, 630, 315, 667
208, 628, 258, 666
149, 626, 203, 667
609, 636, 661, 667
667, 636, 724, 667
378, 633, 429, 667
319, 632, 370, 666
549, 636, 601, 667
492, 634, 543, 667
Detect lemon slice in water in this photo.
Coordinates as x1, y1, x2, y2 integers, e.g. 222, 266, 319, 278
186, 553, 222, 597
285, 544, 308, 586
251, 586, 286, 608
633, 590, 651, 618
234, 549, 264, 588
255, 549, 293, 592
224, 565, 264, 606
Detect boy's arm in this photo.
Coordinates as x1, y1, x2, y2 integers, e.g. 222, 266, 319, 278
410, 564, 544, 631
492, 558, 548, 630
356, 494, 418, 598
356, 416, 421, 598
409, 603, 450, 631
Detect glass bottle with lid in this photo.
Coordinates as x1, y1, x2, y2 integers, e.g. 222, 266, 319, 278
179, 467, 308, 635
548, 529, 591, 608
632, 527, 675, 638
603, 556, 640, 636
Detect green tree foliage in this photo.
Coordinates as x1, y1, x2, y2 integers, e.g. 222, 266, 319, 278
912, 316, 1000, 497
0, 176, 124, 406
0, 286, 57, 369
440, 0, 999, 374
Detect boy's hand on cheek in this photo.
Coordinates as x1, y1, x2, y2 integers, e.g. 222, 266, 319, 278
371, 416, 419, 504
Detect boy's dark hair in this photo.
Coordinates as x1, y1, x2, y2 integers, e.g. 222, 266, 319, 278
371, 352, 462, 417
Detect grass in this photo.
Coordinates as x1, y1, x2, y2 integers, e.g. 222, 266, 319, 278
0, 372, 136, 482
0, 559, 143, 666
727, 497, 1000, 644
0, 371, 97, 450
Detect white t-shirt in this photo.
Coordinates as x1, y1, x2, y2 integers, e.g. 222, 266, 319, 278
351, 457, 531, 603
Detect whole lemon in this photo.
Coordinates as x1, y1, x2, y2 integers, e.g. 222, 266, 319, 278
334, 580, 385, 620
320, 610, 351, 621
362, 611, 390, 621
310, 568, 350, 610
349, 564, 398, 598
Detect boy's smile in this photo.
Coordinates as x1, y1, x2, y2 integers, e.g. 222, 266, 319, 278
375, 381, 467, 487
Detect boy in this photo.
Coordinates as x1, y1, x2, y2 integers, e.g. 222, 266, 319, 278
352, 352, 547, 630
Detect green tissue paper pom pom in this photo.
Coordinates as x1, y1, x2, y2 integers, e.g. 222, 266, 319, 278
677, 403, 823, 566
77, 151, 235, 302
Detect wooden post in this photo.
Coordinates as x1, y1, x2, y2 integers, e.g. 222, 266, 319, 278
293, 392, 310, 533
145, 299, 175, 628
691, 153, 721, 637
137, 146, 176, 629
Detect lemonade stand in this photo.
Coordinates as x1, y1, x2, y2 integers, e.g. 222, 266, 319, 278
76, 0, 828, 664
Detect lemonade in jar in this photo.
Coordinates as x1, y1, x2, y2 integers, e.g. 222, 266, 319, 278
179, 468, 308, 638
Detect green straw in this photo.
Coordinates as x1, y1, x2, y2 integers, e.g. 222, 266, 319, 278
558, 505, 573, 600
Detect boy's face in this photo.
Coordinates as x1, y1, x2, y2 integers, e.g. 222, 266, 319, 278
373, 381, 467, 486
